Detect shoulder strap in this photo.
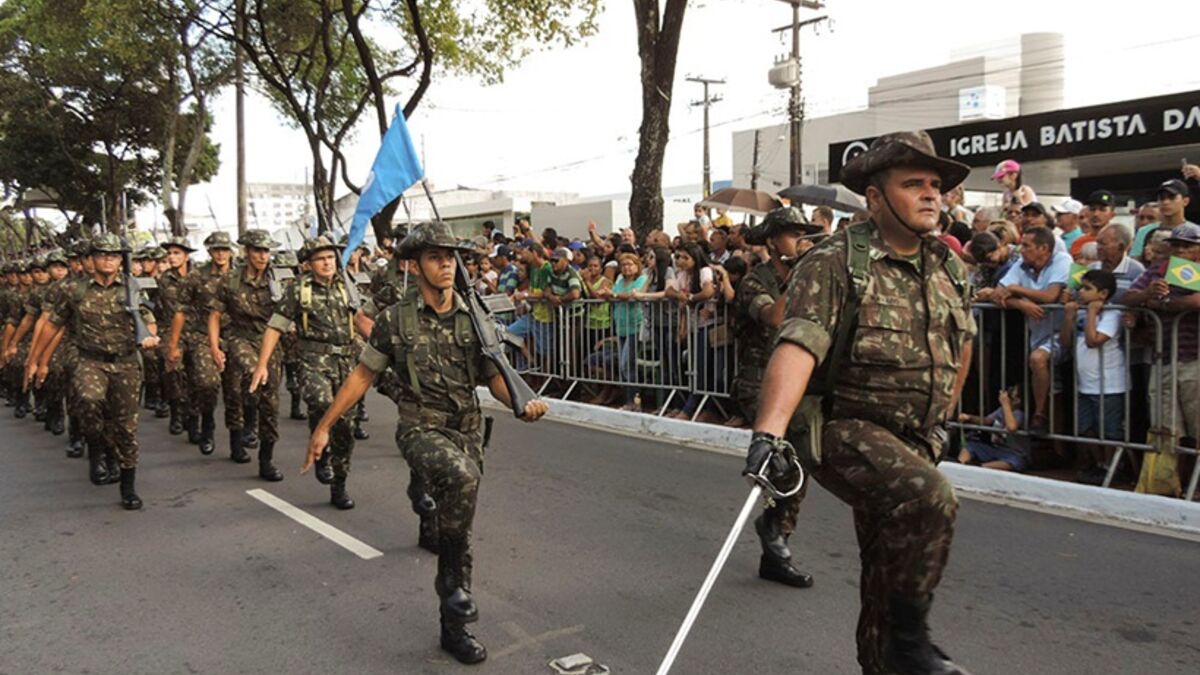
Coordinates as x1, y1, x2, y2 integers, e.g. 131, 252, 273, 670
397, 297, 421, 398
814, 222, 872, 414
299, 275, 312, 334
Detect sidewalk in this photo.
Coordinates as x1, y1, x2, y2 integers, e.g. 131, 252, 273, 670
480, 390, 1200, 540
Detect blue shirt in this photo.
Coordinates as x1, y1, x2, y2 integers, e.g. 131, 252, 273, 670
999, 250, 1072, 347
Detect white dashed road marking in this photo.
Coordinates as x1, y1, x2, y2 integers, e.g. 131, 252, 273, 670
246, 488, 384, 560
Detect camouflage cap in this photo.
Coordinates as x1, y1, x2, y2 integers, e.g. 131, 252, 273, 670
395, 221, 474, 260
238, 229, 280, 251
1, 261, 13, 274
15, 259, 31, 273
71, 239, 92, 257
90, 232, 129, 254
839, 130, 970, 196
302, 235, 342, 260
273, 250, 299, 268
29, 254, 48, 270
204, 231, 235, 250
163, 235, 195, 253
146, 246, 167, 261
132, 247, 148, 261
45, 249, 68, 266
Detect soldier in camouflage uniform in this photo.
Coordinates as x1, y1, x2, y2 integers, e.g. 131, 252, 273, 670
750, 131, 976, 675
272, 249, 307, 423
252, 236, 359, 508
159, 237, 196, 438
303, 221, 548, 665
38, 233, 159, 509
209, 229, 285, 480
136, 246, 169, 418
1, 261, 29, 409
168, 231, 235, 456
733, 206, 826, 589
343, 240, 375, 440
0, 263, 15, 406
20, 251, 73, 437
7, 258, 49, 420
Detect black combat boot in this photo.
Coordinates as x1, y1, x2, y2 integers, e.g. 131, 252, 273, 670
352, 418, 369, 440
198, 411, 215, 455
67, 417, 85, 458
330, 477, 355, 510
257, 441, 283, 481
48, 400, 65, 436
14, 390, 29, 418
87, 444, 109, 485
883, 594, 973, 675
103, 450, 120, 484
242, 405, 259, 449
119, 467, 143, 510
229, 429, 250, 463
186, 413, 201, 445
289, 394, 306, 420
440, 612, 487, 665
408, 477, 439, 553
33, 396, 47, 422
154, 397, 169, 419
356, 400, 369, 423
436, 538, 478, 624
168, 402, 184, 435
143, 383, 159, 412
754, 514, 814, 588
313, 449, 334, 485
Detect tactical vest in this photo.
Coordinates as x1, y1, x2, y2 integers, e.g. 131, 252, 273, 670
386, 294, 478, 402
298, 274, 355, 338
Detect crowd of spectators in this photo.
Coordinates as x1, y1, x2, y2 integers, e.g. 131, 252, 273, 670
451, 159, 1200, 496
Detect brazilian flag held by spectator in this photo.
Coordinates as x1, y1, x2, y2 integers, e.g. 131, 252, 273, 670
1166, 256, 1200, 292
1067, 262, 1088, 289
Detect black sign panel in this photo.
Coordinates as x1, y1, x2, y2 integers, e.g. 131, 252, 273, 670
828, 89, 1200, 182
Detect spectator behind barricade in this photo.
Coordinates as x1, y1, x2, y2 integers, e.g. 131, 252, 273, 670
713, 207, 734, 228
1131, 179, 1193, 261
967, 231, 1016, 289
548, 248, 583, 316
693, 203, 712, 230
972, 206, 999, 234
989, 219, 1020, 248
957, 386, 1029, 471
1070, 190, 1117, 258
1062, 270, 1129, 485
1135, 201, 1160, 232
493, 246, 520, 296
978, 226, 1072, 433
1053, 198, 1085, 249
992, 159, 1037, 206
611, 253, 649, 410
1122, 223, 1200, 495
668, 244, 718, 421
936, 211, 965, 257
943, 185, 972, 224
709, 227, 732, 265
1090, 224, 1143, 303
1075, 241, 1099, 266
522, 242, 555, 360
811, 206, 835, 234
1182, 162, 1200, 223
1143, 228, 1172, 265
946, 219, 973, 249
569, 240, 587, 269
1004, 202, 1023, 226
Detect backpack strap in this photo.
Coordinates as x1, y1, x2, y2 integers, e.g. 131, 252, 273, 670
454, 308, 478, 385
398, 297, 421, 398
818, 222, 872, 416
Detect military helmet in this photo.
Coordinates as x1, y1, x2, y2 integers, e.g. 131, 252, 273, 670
238, 229, 280, 251
273, 250, 299, 268
395, 221, 474, 260
746, 206, 822, 246
16, 259, 30, 273
29, 254, 48, 270
163, 235, 196, 253
90, 232, 129, 254
1, 261, 14, 274
204, 231, 235, 250
147, 246, 167, 261
302, 235, 342, 261
45, 250, 69, 266
132, 247, 148, 261
72, 239, 93, 257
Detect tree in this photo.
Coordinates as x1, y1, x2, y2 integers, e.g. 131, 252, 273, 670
629, 0, 687, 240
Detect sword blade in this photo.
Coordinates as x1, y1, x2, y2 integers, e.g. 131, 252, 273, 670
655, 484, 762, 675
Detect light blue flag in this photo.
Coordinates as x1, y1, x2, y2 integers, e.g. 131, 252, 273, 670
342, 105, 423, 263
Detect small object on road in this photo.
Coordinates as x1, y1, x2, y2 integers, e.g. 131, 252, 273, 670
549, 653, 609, 675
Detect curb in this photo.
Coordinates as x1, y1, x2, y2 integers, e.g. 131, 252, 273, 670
480, 390, 1200, 539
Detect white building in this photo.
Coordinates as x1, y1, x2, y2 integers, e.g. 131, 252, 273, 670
247, 182, 314, 233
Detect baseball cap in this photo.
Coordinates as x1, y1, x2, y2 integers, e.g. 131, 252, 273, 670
1165, 222, 1200, 245
550, 248, 571, 261
1052, 198, 1083, 215
1086, 190, 1116, 207
568, 240, 586, 252
991, 159, 1021, 180
1157, 179, 1189, 197
492, 245, 513, 259
1020, 202, 1051, 218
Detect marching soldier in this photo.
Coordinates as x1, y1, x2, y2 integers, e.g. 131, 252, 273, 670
252, 236, 358, 508
137, 246, 169, 419
168, 231, 236, 456
303, 221, 548, 664
209, 229, 284, 480
21, 251, 72, 437
732, 206, 825, 589
38, 233, 159, 509
159, 236, 196, 439
3, 260, 35, 418
274, 249, 307, 422
750, 131, 976, 675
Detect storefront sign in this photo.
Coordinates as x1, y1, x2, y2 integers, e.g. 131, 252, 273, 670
829, 89, 1200, 182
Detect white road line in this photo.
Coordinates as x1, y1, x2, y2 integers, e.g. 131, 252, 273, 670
246, 488, 384, 560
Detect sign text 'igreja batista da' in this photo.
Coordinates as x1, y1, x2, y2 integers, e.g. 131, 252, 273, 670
828, 90, 1200, 181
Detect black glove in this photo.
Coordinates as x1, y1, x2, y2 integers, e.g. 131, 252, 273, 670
744, 431, 795, 483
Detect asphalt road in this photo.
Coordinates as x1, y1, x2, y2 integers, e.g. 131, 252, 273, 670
2, 392, 1198, 675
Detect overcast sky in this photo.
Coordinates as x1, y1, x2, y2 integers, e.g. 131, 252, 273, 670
181, 0, 1199, 228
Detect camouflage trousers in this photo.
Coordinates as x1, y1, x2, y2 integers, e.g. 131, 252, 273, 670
806, 419, 958, 675
143, 343, 162, 392
397, 412, 485, 598
223, 336, 280, 444
73, 354, 142, 469
6, 337, 30, 396
183, 333, 222, 414
300, 351, 356, 478
740, 392, 806, 538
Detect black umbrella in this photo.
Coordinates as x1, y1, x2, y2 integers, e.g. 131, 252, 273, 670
778, 183, 865, 213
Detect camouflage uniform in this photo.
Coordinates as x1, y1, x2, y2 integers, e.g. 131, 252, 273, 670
137, 247, 168, 418
211, 229, 283, 475
49, 233, 155, 509
777, 219, 974, 673
159, 238, 195, 435
274, 251, 305, 421
176, 236, 234, 453
268, 238, 359, 504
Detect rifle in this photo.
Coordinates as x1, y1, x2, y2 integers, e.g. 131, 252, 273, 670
415, 180, 536, 418
328, 212, 363, 311
111, 199, 152, 344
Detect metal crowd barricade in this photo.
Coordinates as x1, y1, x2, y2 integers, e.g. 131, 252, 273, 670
680, 301, 738, 421
1169, 310, 1200, 500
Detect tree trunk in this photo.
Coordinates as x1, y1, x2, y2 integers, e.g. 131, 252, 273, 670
161, 71, 180, 235
175, 103, 209, 237
629, 0, 687, 241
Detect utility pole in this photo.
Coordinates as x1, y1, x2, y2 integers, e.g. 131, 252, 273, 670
687, 76, 724, 198
750, 129, 762, 190
234, 0, 248, 236
773, 1, 827, 187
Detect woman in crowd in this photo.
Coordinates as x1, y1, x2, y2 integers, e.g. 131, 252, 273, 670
611, 253, 649, 411
636, 246, 681, 408
668, 244, 717, 421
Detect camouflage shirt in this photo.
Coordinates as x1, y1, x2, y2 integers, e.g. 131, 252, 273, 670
777, 220, 976, 434
22, 281, 53, 321
267, 272, 356, 346
733, 260, 788, 384
49, 275, 155, 356
211, 264, 275, 343
359, 290, 499, 420
178, 262, 231, 338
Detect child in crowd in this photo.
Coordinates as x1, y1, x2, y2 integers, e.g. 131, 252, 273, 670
958, 386, 1029, 471
1061, 269, 1128, 484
